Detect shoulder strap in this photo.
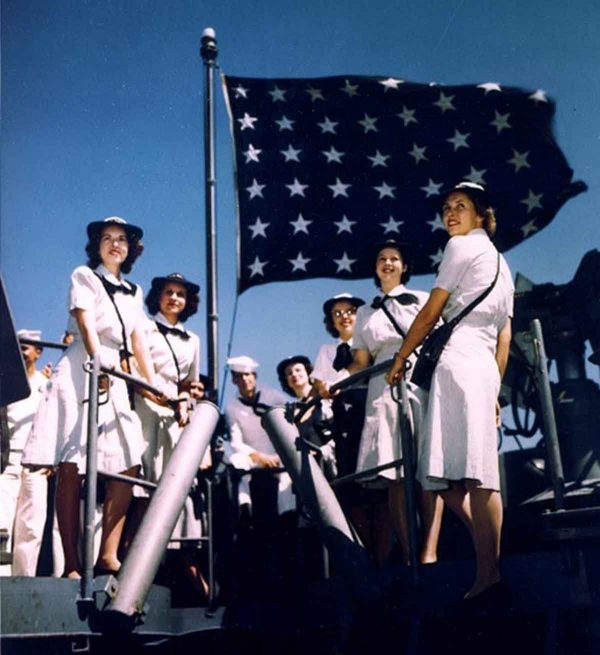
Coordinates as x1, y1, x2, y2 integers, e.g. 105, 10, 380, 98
378, 296, 406, 339
156, 322, 182, 387
447, 252, 501, 329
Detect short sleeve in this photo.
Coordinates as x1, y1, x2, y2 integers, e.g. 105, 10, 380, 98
69, 266, 98, 312
434, 237, 473, 293
312, 344, 331, 381
189, 333, 201, 381
132, 286, 148, 331
352, 307, 369, 352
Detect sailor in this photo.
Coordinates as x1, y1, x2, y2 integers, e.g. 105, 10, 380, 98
0, 330, 51, 576
223, 356, 295, 519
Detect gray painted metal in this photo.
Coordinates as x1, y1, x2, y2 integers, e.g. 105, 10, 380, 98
531, 319, 566, 510
103, 400, 219, 628
261, 406, 381, 604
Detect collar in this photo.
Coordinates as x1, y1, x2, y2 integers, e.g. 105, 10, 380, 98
384, 284, 407, 298
336, 337, 353, 347
154, 312, 186, 332
466, 228, 488, 238
95, 264, 134, 292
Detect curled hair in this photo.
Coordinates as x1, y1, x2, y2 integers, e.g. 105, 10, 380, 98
443, 189, 497, 238
373, 243, 412, 289
145, 281, 200, 323
277, 358, 313, 397
323, 313, 339, 338
85, 231, 144, 274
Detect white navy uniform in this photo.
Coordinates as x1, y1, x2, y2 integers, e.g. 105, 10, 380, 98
0, 370, 47, 574
352, 285, 429, 484
22, 265, 146, 473
224, 387, 296, 514
418, 228, 514, 491
312, 338, 355, 386
136, 313, 203, 543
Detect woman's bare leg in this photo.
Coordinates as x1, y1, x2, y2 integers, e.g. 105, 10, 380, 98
464, 485, 503, 598
419, 489, 444, 563
56, 462, 83, 579
440, 482, 474, 537
95, 466, 139, 572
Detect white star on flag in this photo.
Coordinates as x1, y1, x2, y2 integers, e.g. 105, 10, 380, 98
238, 112, 258, 130
289, 252, 311, 271
491, 111, 511, 133
334, 215, 356, 234
465, 166, 487, 185
328, 178, 351, 197
433, 92, 455, 113
373, 182, 396, 199
333, 252, 357, 272
447, 130, 470, 151
286, 178, 309, 197
318, 117, 338, 134
379, 77, 404, 91
427, 214, 445, 231
521, 219, 538, 236
290, 213, 312, 234
358, 114, 378, 133
420, 179, 443, 197
268, 86, 286, 102
529, 89, 548, 103
275, 116, 294, 131
477, 82, 502, 94
234, 85, 249, 99
281, 144, 301, 162
508, 149, 531, 172
305, 86, 325, 101
521, 190, 543, 213
397, 105, 418, 126
248, 218, 270, 239
246, 179, 265, 199
368, 150, 390, 167
429, 249, 444, 267
322, 146, 345, 164
409, 143, 428, 164
243, 144, 262, 163
248, 256, 267, 277
340, 80, 359, 97
380, 216, 403, 233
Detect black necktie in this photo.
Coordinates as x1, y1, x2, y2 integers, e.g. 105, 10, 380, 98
156, 322, 190, 341
371, 293, 419, 309
100, 277, 136, 296
333, 342, 353, 371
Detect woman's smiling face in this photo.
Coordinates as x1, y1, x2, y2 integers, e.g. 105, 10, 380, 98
442, 192, 484, 237
375, 247, 405, 287
159, 282, 187, 321
99, 225, 129, 269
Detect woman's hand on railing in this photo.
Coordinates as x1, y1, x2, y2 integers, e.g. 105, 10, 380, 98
386, 353, 407, 386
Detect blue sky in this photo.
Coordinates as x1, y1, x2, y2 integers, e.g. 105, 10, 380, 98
2, 0, 598, 415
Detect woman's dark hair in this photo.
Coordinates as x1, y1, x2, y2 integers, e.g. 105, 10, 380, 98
373, 240, 412, 289
323, 300, 363, 338
85, 229, 144, 274
276, 355, 313, 396
145, 280, 200, 323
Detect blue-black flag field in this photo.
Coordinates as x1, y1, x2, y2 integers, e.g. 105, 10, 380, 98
223, 75, 586, 293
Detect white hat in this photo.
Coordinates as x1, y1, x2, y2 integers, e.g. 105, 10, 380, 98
227, 355, 259, 373
17, 329, 42, 341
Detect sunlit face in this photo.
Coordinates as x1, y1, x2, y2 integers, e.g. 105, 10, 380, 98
331, 300, 357, 341
99, 226, 129, 269
233, 371, 257, 399
442, 192, 484, 237
20, 344, 42, 366
285, 363, 310, 393
159, 282, 187, 321
376, 247, 406, 287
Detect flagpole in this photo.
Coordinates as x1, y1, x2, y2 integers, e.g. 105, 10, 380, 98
200, 27, 219, 401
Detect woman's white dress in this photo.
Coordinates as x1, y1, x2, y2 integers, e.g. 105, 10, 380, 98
136, 312, 201, 484
418, 228, 514, 491
22, 264, 146, 474
353, 284, 429, 484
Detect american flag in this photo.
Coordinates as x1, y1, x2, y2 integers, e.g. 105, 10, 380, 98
222, 75, 586, 293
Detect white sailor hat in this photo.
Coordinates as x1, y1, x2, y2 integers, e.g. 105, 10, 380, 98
227, 355, 259, 373
17, 329, 42, 341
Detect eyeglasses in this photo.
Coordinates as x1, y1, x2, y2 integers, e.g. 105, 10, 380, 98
333, 308, 356, 318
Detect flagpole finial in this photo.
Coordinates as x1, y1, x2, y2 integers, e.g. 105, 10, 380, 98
200, 27, 218, 62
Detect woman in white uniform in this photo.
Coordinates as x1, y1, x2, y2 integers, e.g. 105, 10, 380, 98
388, 182, 514, 602
25, 217, 157, 578
321, 241, 443, 565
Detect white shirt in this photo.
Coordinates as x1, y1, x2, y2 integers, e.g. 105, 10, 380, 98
312, 338, 354, 385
